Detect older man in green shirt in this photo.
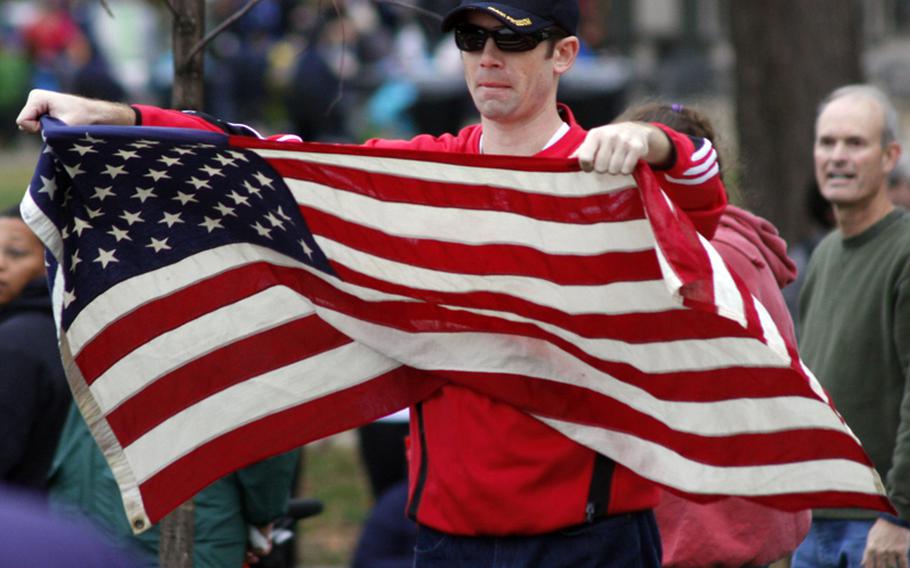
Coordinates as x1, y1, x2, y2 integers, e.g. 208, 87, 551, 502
794, 85, 910, 568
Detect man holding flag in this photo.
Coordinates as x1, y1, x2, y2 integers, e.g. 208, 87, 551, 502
15, 1, 892, 566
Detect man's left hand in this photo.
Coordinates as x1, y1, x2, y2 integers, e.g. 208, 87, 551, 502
571, 122, 671, 175
863, 518, 910, 568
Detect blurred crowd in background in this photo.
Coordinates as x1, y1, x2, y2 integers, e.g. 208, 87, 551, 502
0, 0, 626, 146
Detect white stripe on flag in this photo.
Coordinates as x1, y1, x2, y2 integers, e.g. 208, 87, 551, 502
287, 178, 656, 254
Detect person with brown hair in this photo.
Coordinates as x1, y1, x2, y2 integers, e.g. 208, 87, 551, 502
617, 102, 810, 567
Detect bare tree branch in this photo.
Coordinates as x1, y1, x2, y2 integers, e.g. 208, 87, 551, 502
159, 0, 179, 18
325, 0, 345, 116
182, 0, 264, 68
374, 0, 443, 21
99, 0, 115, 18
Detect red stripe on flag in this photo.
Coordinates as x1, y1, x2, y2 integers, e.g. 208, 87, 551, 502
633, 167, 716, 304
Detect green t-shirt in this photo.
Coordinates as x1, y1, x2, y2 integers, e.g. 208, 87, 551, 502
800, 209, 910, 519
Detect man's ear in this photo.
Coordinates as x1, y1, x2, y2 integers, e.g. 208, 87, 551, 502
552, 36, 579, 76
884, 141, 902, 175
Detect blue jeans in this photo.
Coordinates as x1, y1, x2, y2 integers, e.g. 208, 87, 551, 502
791, 519, 875, 568
413, 510, 661, 568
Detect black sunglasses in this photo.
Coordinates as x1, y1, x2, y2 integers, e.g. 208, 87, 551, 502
453, 23, 566, 53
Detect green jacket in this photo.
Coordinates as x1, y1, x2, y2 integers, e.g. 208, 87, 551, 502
48, 404, 298, 567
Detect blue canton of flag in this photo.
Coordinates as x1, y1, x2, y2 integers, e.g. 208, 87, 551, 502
28, 119, 331, 330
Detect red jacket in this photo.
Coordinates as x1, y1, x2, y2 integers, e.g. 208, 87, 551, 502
135, 104, 727, 535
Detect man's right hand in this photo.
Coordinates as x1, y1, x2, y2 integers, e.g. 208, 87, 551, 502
862, 518, 910, 568
16, 89, 136, 134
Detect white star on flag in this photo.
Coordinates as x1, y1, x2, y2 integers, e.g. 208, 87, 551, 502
107, 226, 132, 242
92, 186, 115, 201
72, 217, 92, 236
79, 133, 104, 144
94, 248, 118, 269
145, 169, 170, 182
252, 171, 273, 187
146, 237, 172, 253
103, 164, 127, 179
120, 210, 144, 226
187, 177, 210, 190
252, 221, 272, 239
158, 156, 182, 168
85, 207, 104, 219
227, 191, 249, 206
265, 212, 285, 229
173, 191, 197, 205
132, 187, 157, 203
299, 239, 313, 259
200, 164, 224, 177
64, 162, 85, 178
243, 180, 262, 198
199, 216, 224, 233
212, 154, 236, 167
114, 149, 139, 161
37, 175, 57, 198
71, 144, 97, 156
214, 202, 236, 217
159, 212, 184, 228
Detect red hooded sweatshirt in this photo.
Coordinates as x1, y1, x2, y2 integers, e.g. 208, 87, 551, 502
656, 205, 810, 567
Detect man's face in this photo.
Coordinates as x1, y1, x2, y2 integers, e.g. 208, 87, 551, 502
814, 95, 899, 208
0, 218, 45, 306
460, 12, 562, 124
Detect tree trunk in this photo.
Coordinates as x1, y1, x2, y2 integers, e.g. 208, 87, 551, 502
158, 499, 195, 567
171, 0, 205, 110
729, 0, 862, 242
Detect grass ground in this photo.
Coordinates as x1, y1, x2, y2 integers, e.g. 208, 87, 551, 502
296, 434, 371, 566
0, 142, 39, 209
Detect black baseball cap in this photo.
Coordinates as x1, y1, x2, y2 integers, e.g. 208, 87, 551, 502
441, 0, 579, 36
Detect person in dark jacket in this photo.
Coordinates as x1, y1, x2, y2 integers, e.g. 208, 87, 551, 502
0, 205, 71, 490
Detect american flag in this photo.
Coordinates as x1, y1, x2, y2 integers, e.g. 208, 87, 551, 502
22, 119, 891, 532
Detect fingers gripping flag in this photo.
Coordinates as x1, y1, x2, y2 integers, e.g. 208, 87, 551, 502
22, 119, 891, 533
